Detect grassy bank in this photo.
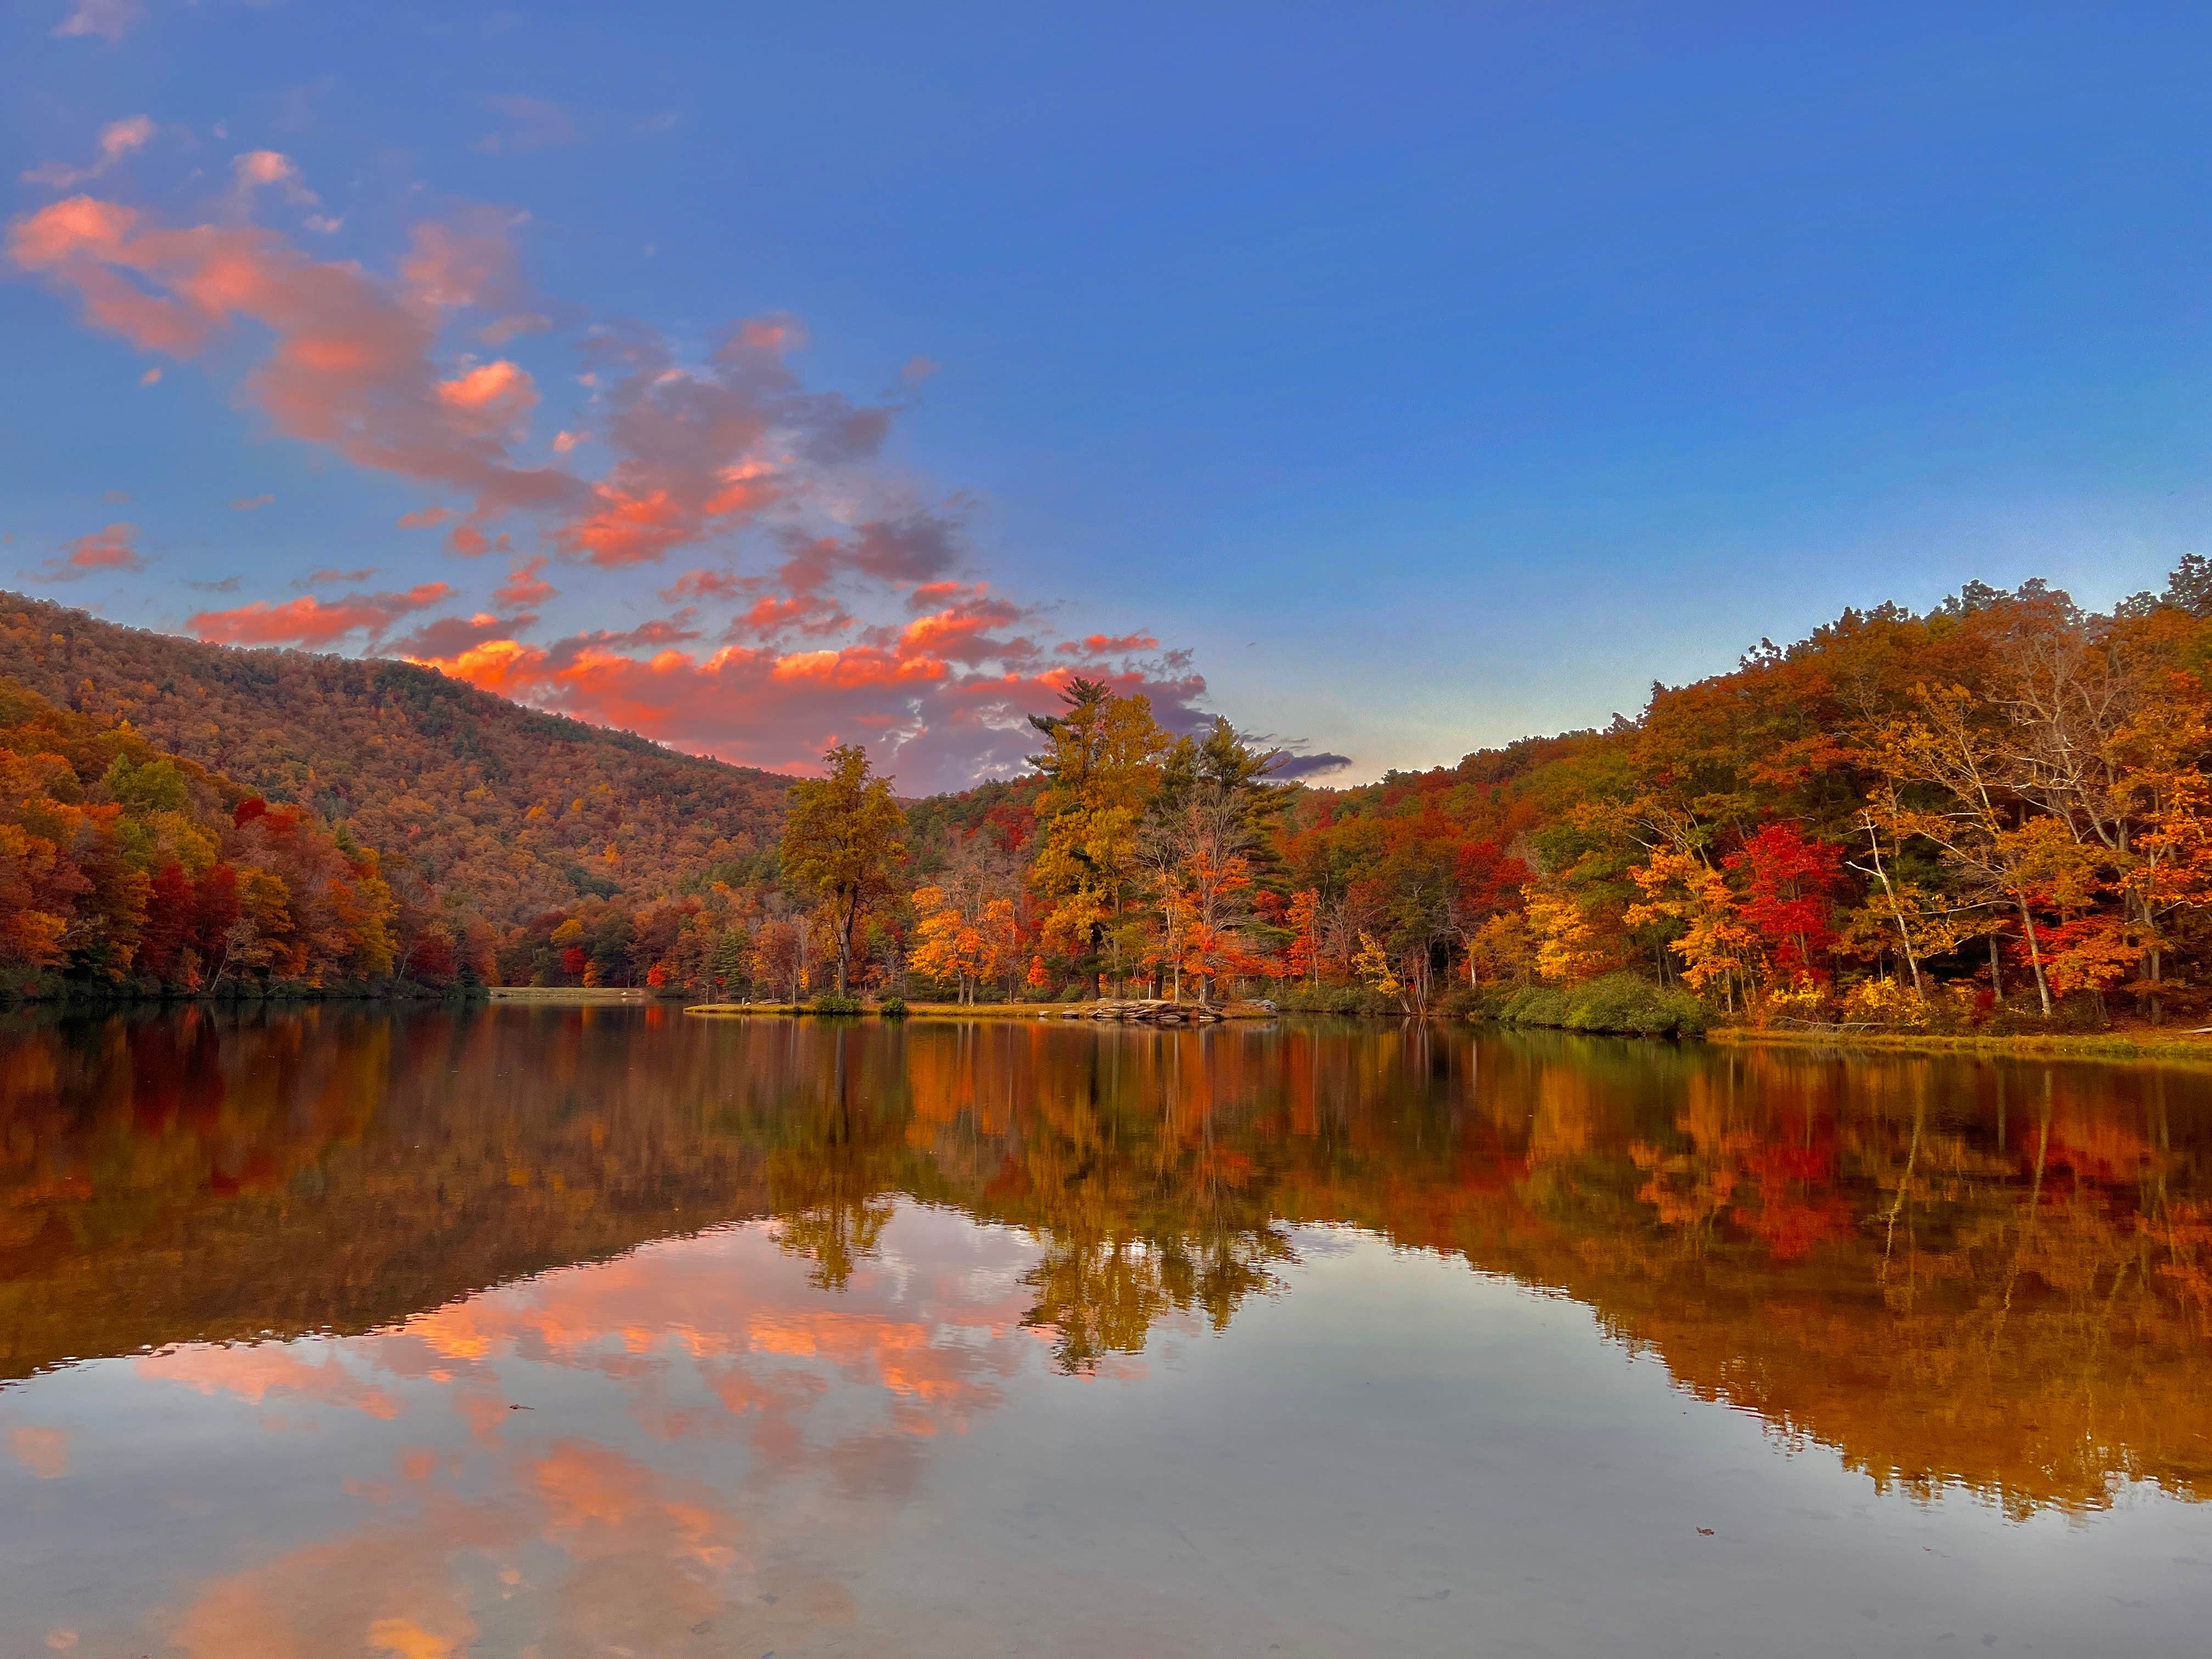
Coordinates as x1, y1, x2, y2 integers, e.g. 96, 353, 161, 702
1706, 1024, 2212, 1063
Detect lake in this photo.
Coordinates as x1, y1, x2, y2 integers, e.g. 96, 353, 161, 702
2, 1007, 2209, 1656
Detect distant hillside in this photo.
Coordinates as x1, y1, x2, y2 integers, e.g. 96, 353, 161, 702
0, 592, 791, 921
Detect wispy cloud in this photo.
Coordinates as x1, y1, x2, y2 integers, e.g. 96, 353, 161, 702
8, 186, 1218, 787
190, 583, 454, 649
32, 521, 143, 580
21, 115, 155, 190
52, 0, 144, 43
475, 94, 582, 154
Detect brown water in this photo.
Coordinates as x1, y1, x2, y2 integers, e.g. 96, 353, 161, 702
3, 1007, 2210, 1656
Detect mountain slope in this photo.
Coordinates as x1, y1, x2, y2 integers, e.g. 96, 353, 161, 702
0, 592, 791, 921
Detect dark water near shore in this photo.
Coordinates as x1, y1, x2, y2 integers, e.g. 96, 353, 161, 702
3, 1006, 2211, 1656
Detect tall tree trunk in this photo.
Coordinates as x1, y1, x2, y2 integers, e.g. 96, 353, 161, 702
1857, 826, 1922, 997
2015, 893, 2052, 1015
835, 893, 856, 996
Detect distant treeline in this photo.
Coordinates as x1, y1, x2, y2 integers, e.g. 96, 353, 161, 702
5, 567, 2207, 1028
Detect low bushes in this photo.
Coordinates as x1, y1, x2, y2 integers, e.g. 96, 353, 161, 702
809, 992, 864, 1016
1276, 983, 1400, 1016
1497, 973, 1707, 1037
877, 996, 909, 1018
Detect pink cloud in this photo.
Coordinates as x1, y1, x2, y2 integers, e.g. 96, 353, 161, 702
20, 114, 155, 190
231, 493, 274, 512
9, 198, 900, 572
12, 189, 1224, 787
658, 567, 743, 604
436, 358, 538, 437
414, 616, 1209, 787
231, 150, 318, 208
296, 566, 376, 588
727, 590, 854, 641
1057, 631, 1160, 656
495, 555, 556, 608
8, 197, 584, 552
35, 521, 142, 580
548, 318, 888, 567
191, 582, 453, 648
894, 590, 1038, 666
52, 0, 142, 42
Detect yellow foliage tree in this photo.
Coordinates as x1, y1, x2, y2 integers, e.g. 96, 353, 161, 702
1027, 679, 1171, 996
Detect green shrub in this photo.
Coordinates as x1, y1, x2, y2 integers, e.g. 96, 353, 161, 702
810, 992, 863, 1016
1277, 983, 1401, 1015
1499, 974, 1705, 1037
1435, 984, 1490, 1020
877, 996, 909, 1018
1500, 984, 1571, 1026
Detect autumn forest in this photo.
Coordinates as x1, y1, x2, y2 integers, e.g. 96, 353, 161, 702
1, 564, 2206, 1038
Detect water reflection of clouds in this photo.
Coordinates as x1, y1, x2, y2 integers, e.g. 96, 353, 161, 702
72, 1208, 1076, 1655
6, 1424, 67, 1479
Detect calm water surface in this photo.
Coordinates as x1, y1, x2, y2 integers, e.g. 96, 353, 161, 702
3, 1007, 2211, 1656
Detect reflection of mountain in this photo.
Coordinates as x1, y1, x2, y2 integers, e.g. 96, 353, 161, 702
0, 1005, 772, 1378
4, 1009, 2210, 1514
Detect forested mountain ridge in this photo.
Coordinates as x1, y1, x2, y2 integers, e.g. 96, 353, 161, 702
10, 569, 2205, 1030
0, 592, 789, 922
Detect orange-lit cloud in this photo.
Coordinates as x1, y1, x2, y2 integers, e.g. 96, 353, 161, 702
414, 613, 1205, 783
1057, 631, 1160, 656
8, 198, 583, 555
436, 358, 537, 438
35, 521, 142, 580
190, 582, 454, 648
8, 188, 1217, 787
494, 555, 556, 607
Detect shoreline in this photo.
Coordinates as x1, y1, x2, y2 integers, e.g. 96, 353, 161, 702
1701, 1024, 2212, 1063
682, 1000, 1276, 1021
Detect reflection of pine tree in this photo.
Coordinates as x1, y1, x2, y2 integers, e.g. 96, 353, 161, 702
1020, 1226, 1294, 1373
765, 1032, 902, 1289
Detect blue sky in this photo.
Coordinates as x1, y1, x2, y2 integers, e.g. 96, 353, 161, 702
3, 1, 2205, 786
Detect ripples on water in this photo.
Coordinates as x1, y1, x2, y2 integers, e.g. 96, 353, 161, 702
3, 1006, 2210, 1655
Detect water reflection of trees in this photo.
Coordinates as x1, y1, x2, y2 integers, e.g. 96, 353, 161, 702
5, 1009, 2212, 1513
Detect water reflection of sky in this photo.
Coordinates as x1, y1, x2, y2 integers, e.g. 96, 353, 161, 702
9, 1010, 2212, 1654
5, 1204, 2211, 1657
